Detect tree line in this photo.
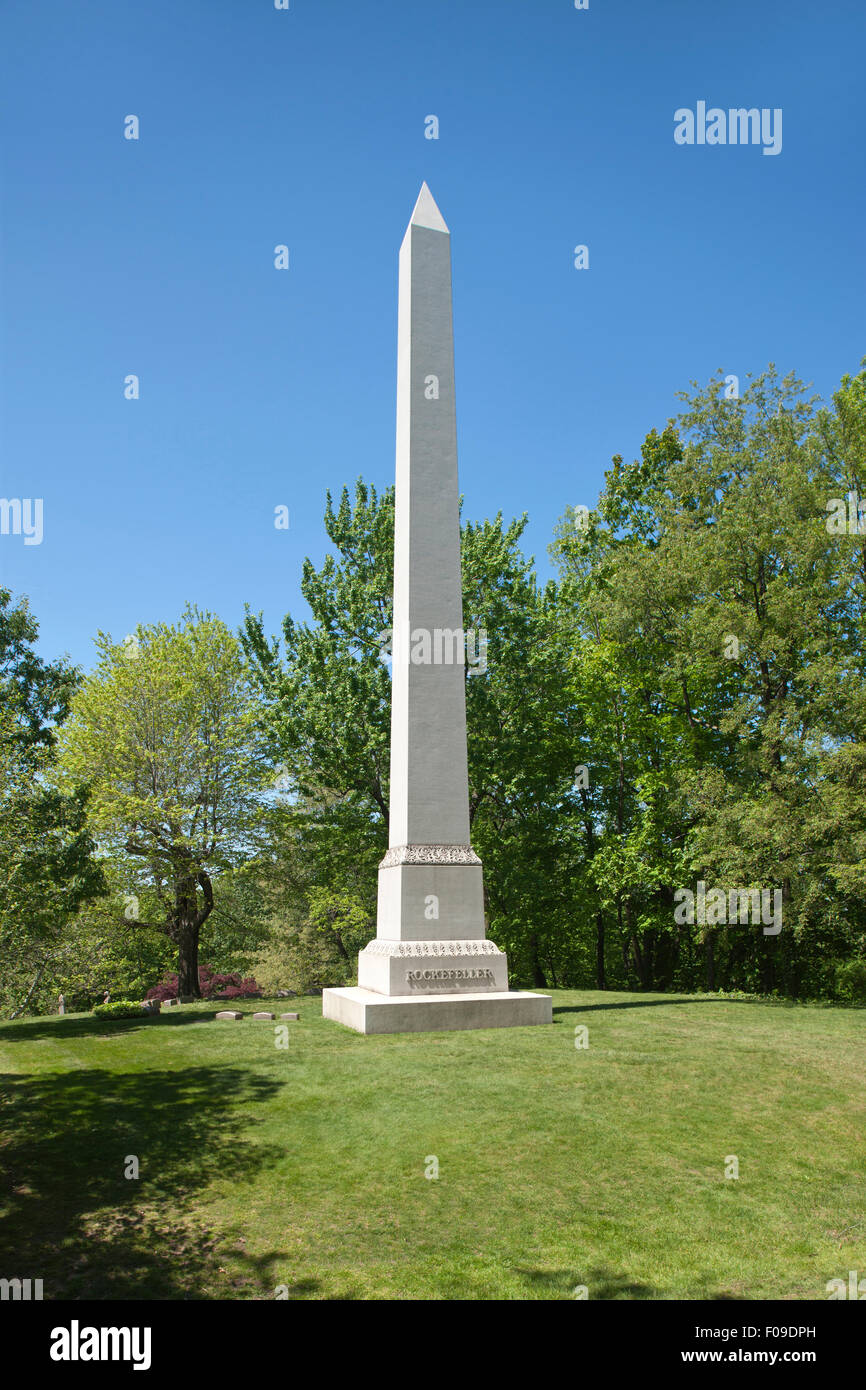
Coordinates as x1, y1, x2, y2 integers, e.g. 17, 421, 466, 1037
1, 361, 864, 1015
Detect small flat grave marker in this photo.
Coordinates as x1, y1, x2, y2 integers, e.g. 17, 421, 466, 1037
215, 1011, 244, 1021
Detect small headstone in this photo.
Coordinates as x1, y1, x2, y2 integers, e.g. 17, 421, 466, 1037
252, 1011, 276, 1020
276, 990, 296, 998
215, 1011, 243, 1021
58, 993, 66, 1015
163, 998, 178, 1007
281, 1012, 299, 1021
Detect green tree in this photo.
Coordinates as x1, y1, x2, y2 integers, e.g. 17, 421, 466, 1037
0, 588, 104, 1017
57, 606, 271, 997
552, 362, 866, 996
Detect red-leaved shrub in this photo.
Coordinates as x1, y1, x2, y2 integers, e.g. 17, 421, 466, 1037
146, 963, 261, 1002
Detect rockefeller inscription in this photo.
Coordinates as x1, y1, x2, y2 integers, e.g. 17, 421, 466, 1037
406, 967, 495, 986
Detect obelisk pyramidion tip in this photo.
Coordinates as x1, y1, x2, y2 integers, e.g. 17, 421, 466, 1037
408, 181, 449, 233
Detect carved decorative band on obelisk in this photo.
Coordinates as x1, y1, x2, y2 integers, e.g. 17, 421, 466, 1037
322, 186, 551, 1034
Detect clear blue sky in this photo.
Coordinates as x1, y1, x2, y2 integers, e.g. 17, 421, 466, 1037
1, 0, 863, 670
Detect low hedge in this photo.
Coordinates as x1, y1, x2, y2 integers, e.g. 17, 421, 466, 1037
92, 1000, 147, 1020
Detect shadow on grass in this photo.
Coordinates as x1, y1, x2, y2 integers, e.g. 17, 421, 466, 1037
517, 1265, 749, 1300
551, 995, 850, 1017
517, 1265, 660, 1299
0, 1065, 287, 1299
552, 997, 748, 1017
283, 1277, 322, 1296
0, 1011, 232, 1044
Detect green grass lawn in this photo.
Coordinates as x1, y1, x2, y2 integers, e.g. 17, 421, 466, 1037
1, 991, 863, 1300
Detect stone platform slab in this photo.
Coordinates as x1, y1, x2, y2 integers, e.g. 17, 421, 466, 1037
322, 986, 552, 1035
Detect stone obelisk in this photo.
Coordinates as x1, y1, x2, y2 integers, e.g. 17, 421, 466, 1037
322, 185, 551, 1034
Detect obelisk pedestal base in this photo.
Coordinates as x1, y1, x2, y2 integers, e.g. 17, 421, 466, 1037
357, 938, 508, 995
324, 937, 552, 1033
322, 986, 552, 1035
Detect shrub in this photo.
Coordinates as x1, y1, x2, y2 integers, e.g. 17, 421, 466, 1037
835, 959, 866, 1004
145, 963, 261, 1002
92, 1000, 146, 1020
